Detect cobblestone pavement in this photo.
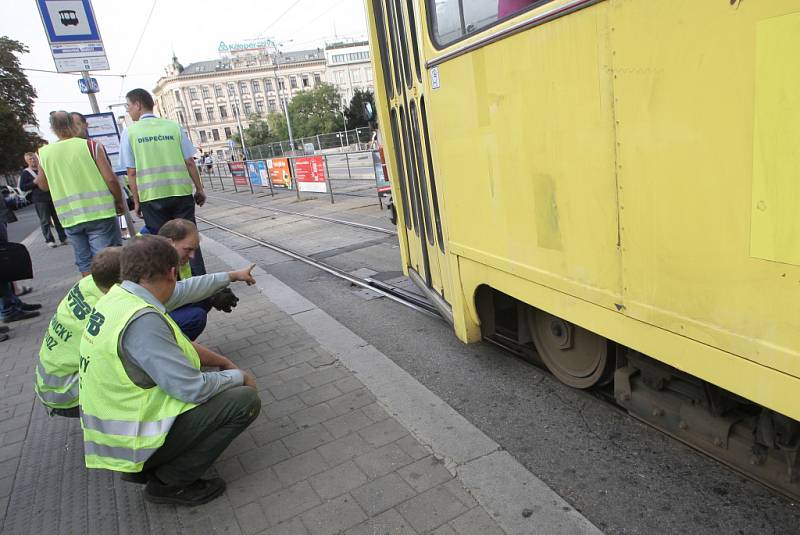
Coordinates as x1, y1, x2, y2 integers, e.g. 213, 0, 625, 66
0, 231, 564, 535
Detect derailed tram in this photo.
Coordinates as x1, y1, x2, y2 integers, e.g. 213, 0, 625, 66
364, 0, 800, 499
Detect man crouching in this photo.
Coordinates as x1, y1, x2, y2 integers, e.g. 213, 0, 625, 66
79, 235, 260, 506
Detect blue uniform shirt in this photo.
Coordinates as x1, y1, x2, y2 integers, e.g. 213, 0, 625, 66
120, 113, 196, 169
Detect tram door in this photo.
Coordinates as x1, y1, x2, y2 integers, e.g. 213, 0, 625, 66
376, 0, 449, 302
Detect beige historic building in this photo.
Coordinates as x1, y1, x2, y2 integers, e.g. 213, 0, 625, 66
152, 41, 375, 159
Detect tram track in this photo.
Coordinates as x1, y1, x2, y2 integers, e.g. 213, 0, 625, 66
198, 213, 800, 506
205, 194, 396, 236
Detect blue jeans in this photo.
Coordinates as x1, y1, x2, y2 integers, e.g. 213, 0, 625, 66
64, 217, 122, 273
0, 282, 21, 319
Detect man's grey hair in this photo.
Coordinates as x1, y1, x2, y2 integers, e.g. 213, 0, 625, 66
49, 111, 75, 139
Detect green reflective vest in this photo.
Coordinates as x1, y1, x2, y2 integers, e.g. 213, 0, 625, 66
35, 276, 105, 409
179, 262, 192, 281
38, 138, 117, 228
128, 118, 193, 203
79, 284, 200, 473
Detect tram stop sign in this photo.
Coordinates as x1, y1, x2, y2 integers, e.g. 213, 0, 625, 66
78, 76, 99, 94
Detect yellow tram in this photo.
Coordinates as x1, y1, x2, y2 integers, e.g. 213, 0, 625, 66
365, 0, 800, 498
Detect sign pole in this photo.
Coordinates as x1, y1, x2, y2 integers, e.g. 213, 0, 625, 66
82, 71, 100, 113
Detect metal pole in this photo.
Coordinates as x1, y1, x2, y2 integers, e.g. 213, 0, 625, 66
117, 176, 136, 235
345, 151, 352, 180
217, 162, 225, 191
324, 155, 335, 204
290, 157, 300, 200
233, 101, 248, 160
82, 71, 100, 113
316, 134, 321, 151
266, 161, 275, 197
373, 150, 383, 209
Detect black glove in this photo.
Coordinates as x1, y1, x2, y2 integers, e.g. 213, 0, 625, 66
209, 288, 239, 313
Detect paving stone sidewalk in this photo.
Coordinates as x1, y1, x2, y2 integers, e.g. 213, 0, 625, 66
0, 232, 508, 535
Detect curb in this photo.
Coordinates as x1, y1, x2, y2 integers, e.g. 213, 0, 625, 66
201, 233, 603, 535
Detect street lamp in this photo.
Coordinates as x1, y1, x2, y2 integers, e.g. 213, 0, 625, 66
231, 98, 249, 160
262, 38, 296, 154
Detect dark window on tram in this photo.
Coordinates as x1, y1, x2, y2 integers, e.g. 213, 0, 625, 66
385, 0, 404, 95
389, 109, 412, 230
420, 97, 444, 252
409, 100, 434, 245
393, 0, 413, 88
428, 0, 552, 48
399, 106, 422, 236
372, 0, 395, 100
406, 0, 422, 83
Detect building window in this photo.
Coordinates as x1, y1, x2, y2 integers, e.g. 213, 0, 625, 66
177, 111, 185, 124
224, 127, 232, 138
278, 78, 285, 90
189, 87, 199, 99
219, 105, 228, 119
268, 99, 276, 112
199, 130, 207, 143
252, 80, 261, 93
201, 86, 210, 98
265, 79, 273, 91
337, 71, 346, 84
216, 149, 224, 159
256, 100, 264, 113
174, 90, 182, 102
193, 109, 202, 122
289, 76, 298, 89
206, 106, 214, 120
214, 84, 224, 97
302, 75, 309, 88
352, 70, 361, 82
212, 129, 220, 141
366, 69, 373, 82
239, 81, 249, 94
228, 83, 236, 96
243, 102, 253, 115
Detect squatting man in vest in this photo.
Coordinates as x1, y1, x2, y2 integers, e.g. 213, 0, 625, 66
80, 236, 260, 506
36, 245, 257, 419
121, 88, 208, 275
158, 219, 240, 341
35, 111, 125, 275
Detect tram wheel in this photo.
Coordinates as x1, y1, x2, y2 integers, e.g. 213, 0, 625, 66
526, 309, 613, 389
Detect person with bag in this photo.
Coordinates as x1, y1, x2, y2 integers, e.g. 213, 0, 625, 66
35, 111, 125, 275
0, 201, 41, 326
19, 152, 68, 248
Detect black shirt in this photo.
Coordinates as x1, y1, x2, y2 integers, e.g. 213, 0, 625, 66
19, 169, 51, 203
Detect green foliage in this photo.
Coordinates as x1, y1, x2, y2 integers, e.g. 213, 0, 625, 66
0, 37, 44, 174
233, 113, 289, 147
344, 89, 375, 129
286, 83, 344, 138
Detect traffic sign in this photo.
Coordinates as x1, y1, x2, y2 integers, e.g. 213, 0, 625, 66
36, 0, 109, 73
78, 76, 99, 94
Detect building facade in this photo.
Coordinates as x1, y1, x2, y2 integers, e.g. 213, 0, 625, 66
152, 41, 375, 159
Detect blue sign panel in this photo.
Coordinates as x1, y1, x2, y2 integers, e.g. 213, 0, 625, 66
37, 0, 102, 43
246, 161, 261, 186
78, 76, 99, 94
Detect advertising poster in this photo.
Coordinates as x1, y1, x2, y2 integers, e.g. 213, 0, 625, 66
257, 160, 270, 186
293, 155, 327, 193
227, 161, 249, 187
267, 158, 292, 189
86, 112, 124, 175
246, 161, 261, 186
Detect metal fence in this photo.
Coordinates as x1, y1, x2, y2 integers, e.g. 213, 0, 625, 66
244, 127, 374, 159
199, 148, 390, 208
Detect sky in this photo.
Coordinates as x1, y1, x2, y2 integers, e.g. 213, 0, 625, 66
2, 0, 369, 141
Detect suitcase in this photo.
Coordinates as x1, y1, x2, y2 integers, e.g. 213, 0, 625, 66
0, 242, 33, 282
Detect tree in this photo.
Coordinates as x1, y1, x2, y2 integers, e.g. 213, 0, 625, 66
232, 113, 288, 147
344, 89, 375, 129
286, 83, 343, 138
0, 37, 44, 175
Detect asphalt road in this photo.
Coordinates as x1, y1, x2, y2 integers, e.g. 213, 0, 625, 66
7, 204, 40, 242
199, 194, 800, 535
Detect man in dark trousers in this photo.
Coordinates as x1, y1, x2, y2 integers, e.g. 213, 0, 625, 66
19, 152, 67, 248
121, 88, 208, 274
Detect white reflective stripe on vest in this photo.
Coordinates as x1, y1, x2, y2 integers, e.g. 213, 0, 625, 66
38, 383, 79, 404
81, 412, 176, 437
53, 189, 114, 208
137, 164, 188, 178
138, 178, 193, 191
58, 201, 115, 221
37, 362, 78, 388
83, 440, 159, 463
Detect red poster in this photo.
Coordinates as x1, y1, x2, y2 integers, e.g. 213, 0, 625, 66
293, 156, 328, 193
227, 161, 249, 187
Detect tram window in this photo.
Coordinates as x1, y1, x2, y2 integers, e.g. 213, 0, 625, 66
399, 106, 423, 236
372, 0, 395, 100
406, 0, 423, 83
393, 0, 414, 89
410, 100, 435, 245
420, 97, 445, 252
429, 0, 550, 47
389, 109, 412, 229
385, 0, 404, 95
